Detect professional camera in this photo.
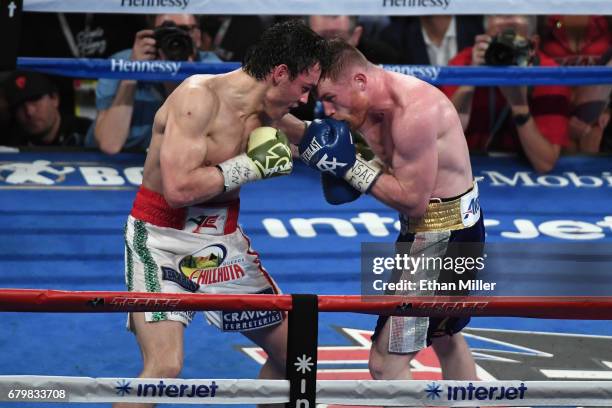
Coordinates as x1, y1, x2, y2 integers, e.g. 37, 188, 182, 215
153, 21, 194, 61
484, 29, 533, 67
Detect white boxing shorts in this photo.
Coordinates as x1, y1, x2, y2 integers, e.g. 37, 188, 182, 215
124, 185, 283, 332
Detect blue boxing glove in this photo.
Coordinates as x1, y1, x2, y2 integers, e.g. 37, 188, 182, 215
298, 118, 356, 177
321, 172, 361, 205
299, 118, 382, 193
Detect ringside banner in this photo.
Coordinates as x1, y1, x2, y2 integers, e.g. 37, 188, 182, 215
22, 0, 612, 15
1, 153, 611, 245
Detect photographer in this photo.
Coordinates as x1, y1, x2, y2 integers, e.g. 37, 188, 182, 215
442, 15, 571, 173
86, 14, 221, 154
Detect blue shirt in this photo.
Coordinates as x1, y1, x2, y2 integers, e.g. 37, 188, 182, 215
85, 49, 221, 151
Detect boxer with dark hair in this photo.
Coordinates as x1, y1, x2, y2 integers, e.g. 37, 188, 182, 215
119, 20, 328, 408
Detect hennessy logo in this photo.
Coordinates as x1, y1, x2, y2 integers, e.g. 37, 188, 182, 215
382, 0, 450, 9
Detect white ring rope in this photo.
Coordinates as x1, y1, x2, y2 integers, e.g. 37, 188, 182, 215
1, 376, 611, 406
22, 0, 612, 15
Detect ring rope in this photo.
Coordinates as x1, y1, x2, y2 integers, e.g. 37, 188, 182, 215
16, 57, 612, 85
2, 289, 612, 319
1, 376, 611, 406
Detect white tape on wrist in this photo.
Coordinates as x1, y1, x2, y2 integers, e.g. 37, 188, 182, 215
344, 154, 382, 193
216, 154, 260, 192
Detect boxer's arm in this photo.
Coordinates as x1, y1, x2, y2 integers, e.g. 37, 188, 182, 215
368, 112, 437, 217
275, 114, 308, 144
160, 86, 224, 208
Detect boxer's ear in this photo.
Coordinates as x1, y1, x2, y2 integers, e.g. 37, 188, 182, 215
354, 72, 367, 91
271, 64, 289, 85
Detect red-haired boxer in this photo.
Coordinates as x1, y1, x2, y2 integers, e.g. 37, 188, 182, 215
280, 39, 485, 382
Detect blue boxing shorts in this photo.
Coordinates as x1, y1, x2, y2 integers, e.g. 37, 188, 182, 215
372, 181, 485, 353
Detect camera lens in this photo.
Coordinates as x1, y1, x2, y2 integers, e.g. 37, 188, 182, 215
154, 22, 194, 61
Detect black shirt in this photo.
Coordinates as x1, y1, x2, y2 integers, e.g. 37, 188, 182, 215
5, 115, 92, 147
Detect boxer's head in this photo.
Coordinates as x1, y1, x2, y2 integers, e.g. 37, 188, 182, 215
242, 19, 329, 119
317, 39, 371, 129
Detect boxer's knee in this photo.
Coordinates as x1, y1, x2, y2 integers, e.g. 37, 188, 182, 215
142, 351, 183, 378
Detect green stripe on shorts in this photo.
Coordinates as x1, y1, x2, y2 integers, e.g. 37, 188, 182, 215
132, 220, 166, 321
124, 223, 134, 292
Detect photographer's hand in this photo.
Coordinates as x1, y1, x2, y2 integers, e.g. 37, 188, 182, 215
131, 30, 157, 61
471, 34, 492, 66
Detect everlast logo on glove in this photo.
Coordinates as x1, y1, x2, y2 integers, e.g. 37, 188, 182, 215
300, 138, 323, 162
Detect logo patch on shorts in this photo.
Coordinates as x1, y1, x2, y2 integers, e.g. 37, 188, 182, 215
179, 244, 247, 286
221, 310, 283, 332
184, 207, 228, 235
161, 266, 200, 292
180, 244, 227, 272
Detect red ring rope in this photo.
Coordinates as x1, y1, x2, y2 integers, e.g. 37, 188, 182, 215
1, 289, 611, 319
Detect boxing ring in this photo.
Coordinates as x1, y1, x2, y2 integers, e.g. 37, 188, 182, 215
1, 290, 612, 405
2, 0, 612, 406
2, 151, 612, 407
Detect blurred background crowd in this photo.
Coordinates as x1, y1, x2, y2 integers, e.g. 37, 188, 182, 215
0, 13, 610, 173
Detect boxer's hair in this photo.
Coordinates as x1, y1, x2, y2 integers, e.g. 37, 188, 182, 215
320, 38, 369, 81
242, 19, 330, 80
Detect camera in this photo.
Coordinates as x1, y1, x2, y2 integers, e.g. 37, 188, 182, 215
153, 21, 195, 61
484, 29, 532, 67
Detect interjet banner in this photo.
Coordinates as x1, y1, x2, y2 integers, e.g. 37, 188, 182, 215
22, 0, 612, 15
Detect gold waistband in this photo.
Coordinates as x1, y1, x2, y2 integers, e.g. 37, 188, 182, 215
403, 185, 476, 233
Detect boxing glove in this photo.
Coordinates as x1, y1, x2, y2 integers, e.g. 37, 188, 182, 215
321, 172, 361, 205
217, 127, 292, 192
299, 118, 382, 193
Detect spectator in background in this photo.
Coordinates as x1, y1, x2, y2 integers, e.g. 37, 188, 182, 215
539, 16, 612, 153
381, 15, 483, 65
442, 15, 571, 173
291, 15, 400, 121
18, 13, 148, 116
87, 14, 221, 155
2, 71, 90, 147
0, 73, 11, 140
199, 16, 265, 61
307, 15, 400, 64
357, 16, 392, 40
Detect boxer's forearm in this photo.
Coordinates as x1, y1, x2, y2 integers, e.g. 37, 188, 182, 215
369, 174, 429, 217
276, 114, 308, 144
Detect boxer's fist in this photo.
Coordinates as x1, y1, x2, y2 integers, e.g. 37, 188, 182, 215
298, 118, 356, 177
217, 127, 292, 192
246, 127, 292, 178
300, 119, 382, 193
